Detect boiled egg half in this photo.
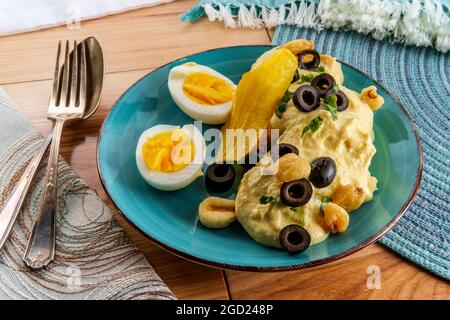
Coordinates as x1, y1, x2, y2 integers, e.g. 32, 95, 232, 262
136, 124, 206, 191
168, 62, 236, 124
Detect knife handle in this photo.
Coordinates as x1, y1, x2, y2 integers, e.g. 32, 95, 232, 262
0, 134, 52, 250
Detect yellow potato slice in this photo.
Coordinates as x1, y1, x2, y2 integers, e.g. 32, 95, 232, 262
219, 47, 298, 162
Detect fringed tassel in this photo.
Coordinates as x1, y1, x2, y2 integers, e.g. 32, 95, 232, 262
179, 5, 205, 23
181, 0, 450, 52
194, 2, 320, 30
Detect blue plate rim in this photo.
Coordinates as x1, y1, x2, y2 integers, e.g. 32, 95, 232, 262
96, 45, 423, 272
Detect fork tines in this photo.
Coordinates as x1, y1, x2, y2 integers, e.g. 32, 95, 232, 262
49, 40, 87, 112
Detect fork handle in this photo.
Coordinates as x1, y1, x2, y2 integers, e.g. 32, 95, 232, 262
23, 118, 65, 269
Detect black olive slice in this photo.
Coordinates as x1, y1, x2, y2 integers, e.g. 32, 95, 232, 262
279, 143, 299, 157
297, 50, 320, 70
279, 224, 311, 254
205, 163, 236, 193
311, 73, 336, 98
240, 152, 256, 171
272, 143, 299, 161
309, 157, 337, 188
335, 90, 349, 112
241, 162, 254, 172
240, 145, 265, 171
280, 179, 313, 207
291, 69, 300, 83
293, 85, 320, 112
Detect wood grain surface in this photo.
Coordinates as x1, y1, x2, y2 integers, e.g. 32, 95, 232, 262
0, 0, 448, 300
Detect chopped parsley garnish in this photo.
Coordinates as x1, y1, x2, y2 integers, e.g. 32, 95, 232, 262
333, 84, 339, 93
319, 196, 332, 216
310, 66, 325, 73
282, 90, 295, 102
324, 94, 338, 120
302, 116, 323, 137
299, 73, 314, 84
260, 195, 277, 205
289, 207, 298, 212
276, 90, 294, 118
276, 103, 286, 118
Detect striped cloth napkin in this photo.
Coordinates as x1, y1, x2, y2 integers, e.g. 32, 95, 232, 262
0, 88, 175, 300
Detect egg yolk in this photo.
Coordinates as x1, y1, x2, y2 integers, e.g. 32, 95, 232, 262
182, 72, 234, 106
142, 130, 195, 172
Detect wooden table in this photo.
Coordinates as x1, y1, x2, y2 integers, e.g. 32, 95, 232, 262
0, 0, 448, 300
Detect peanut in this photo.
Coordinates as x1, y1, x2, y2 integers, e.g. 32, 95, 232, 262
198, 197, 236, 229
275, 153, 311, 182
323, 202, 350, 233
282, 39, 314, 56
360, 86, 384, 111
332, 184, 365, 212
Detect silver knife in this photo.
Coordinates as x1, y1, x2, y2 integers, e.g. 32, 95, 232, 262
0, 135, 51, 249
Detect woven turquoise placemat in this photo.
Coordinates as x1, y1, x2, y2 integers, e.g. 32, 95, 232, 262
273, 25, 449, 280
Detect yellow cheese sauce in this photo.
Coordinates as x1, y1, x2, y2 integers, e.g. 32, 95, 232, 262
235, 55, 378, 248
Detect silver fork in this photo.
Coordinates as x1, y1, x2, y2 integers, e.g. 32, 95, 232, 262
23, 40, 88, 269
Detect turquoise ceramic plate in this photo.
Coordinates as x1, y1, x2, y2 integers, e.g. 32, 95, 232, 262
97, 45, 422, 271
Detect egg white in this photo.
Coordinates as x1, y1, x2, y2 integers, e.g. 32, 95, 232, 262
168, 62, 236, 125
136, 124, 206, 191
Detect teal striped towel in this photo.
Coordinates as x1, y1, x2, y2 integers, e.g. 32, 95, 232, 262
181, 0, 450, 52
